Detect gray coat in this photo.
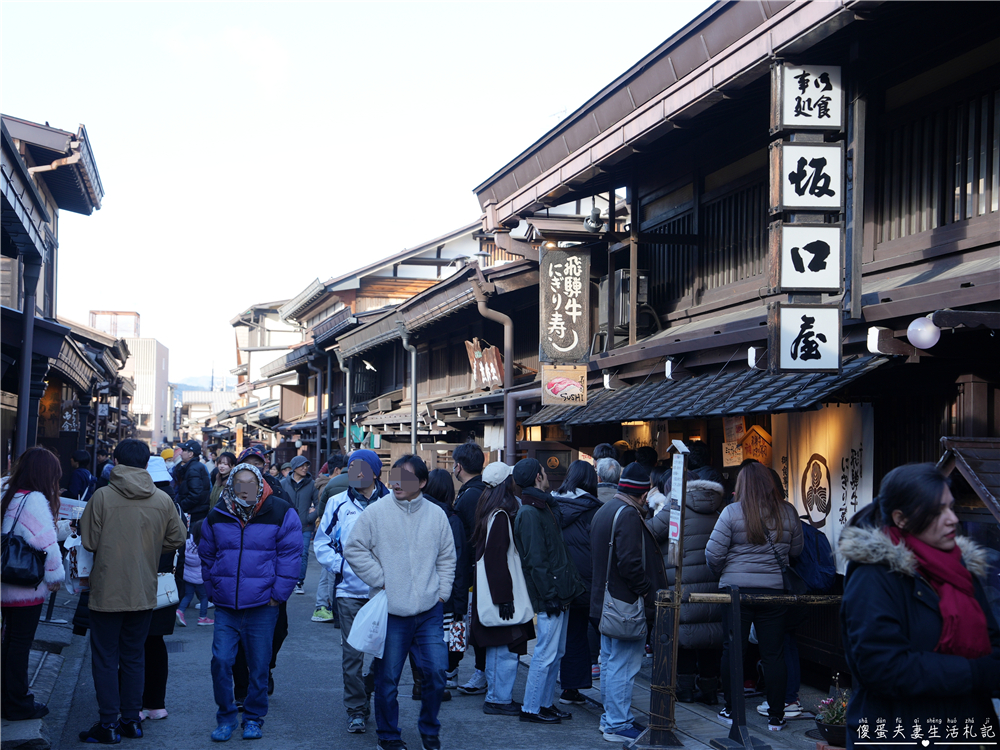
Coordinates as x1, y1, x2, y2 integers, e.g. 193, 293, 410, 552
647, 479, 725, 649
280, 473, 319, 528
705, 500, 803, 590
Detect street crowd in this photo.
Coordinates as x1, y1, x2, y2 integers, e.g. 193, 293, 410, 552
1, 436, 998, 749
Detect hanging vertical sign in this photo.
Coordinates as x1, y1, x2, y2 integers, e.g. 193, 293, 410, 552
541, 364, 587, 406
769, 303, 842, 373
769, 142, 845, 213
771, 63, 844, 133
465, 338, 504, 389
539, 246, 591, 362
769, 222, 843, 292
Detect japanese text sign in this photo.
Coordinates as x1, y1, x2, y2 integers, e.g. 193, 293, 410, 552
722, 441, 743, 467
541, 364, 587, 406
771, 63, 844, 132
465, 338, 503, 390
539, 247, 590, 362
771, 303, 841, 373
772, 222, 843, 292
769, 142, 844, 213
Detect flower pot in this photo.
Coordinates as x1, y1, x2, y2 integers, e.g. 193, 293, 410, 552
816, 719, 847, 748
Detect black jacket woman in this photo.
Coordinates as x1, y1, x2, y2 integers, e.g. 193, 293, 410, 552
648, 472, 725, 704
705, 462, 803, 730
839, 463, 1000, 747
552, 460, 602, 702
470, 477, 535, 714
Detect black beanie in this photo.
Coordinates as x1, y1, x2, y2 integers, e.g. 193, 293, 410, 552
618, 462, 651, 495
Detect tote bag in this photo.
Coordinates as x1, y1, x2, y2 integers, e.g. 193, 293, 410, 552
476, 510, 533, 627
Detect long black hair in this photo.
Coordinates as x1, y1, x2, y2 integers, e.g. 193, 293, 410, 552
471, 476, 519, 550
556, 460, 598, 497
849, 463, 950, 533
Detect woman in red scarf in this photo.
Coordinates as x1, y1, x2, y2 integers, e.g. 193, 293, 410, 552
840, 464, 1000, 748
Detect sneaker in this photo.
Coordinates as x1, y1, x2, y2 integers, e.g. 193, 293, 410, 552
242, 720, 263, 740
198, 617, 215, 626
377, 740, 407, 750
559, 689, 586, 705
118, 719, 143, 739
444, 668, 458, 690
420, 734, 441, 750
348, 714, 366, 733
175, 609, 186, 627
756, 700, 802, 718
140, 708, 168, 721
645, 643, 653, 658
79, 722, 121, 744
592, 663, 600, 679
718, 707, 733, 725
293, 583, 305, 595
483, 701, 521, 716
457, 669, 488, 695
210, 723, 238, 742
540, 704, 572, 720
603, 725, 642, 744
311, 606, 334, 622
768, 717, 787, 731
235, 698, 244, 712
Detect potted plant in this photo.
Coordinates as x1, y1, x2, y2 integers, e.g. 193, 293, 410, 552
815, 688, 850, 748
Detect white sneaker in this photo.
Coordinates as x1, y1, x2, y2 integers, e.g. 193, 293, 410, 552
444, 668, 458, 690
456, 669, 487, 695
293, 584, 305, 595
757, 700, 803, 718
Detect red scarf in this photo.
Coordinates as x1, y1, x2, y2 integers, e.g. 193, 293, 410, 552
886, 526, 991, 659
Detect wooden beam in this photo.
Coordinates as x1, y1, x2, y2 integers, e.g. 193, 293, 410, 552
931, 310, 1000, 330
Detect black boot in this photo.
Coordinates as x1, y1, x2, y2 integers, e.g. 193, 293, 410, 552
676, 674, 697, 703
697, 677, 720, 706
411, 662, 423, 700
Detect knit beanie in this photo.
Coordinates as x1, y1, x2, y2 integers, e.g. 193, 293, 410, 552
512, 458, 542, 488
618, 462, 651, 495
349, 449, 383, 479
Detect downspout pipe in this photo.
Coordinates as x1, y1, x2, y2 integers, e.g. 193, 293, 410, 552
504, 388, 542, 466
307, 350, 324, 464
470, 265, 516, 463
397, 322, 418, 456
326, 352, 333, 453
336, 350, 352, 451
14, 255, 42, 458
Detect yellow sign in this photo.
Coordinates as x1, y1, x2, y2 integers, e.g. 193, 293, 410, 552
541, 364, 587, 406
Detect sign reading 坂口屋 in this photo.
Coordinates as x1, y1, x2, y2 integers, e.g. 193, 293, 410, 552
539, 247, 590, 362
769, 142, 845, 214
465, 338, 503, 390
771, 63, 844, 133
770, 303, 842, 373
773, 223, 843, 292
541, 364, 587, 406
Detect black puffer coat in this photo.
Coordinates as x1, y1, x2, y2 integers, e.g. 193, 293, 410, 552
427, 493, 469, 616
839, 525, 999, 747
552, 489, 601, 608
513, 488, 585, 612
647, 479, 725, 649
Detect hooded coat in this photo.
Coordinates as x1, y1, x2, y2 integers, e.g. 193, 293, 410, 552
552, 488, 602, 607
80, 465, 186, 612
839, 525, 999, 745
513, 487, 586, 612
176, 458, 211, 523
647, 479, 725, 649
199, 464, 303, 609
427, 493, 469, 616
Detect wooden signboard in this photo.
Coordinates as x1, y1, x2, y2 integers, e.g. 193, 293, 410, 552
770, 63, 844, 134
769, 222, 843, 293
768, 302, 842, 374
541, 364, 587, 406
465, 338, 503, 390
769, 141, 845, 214
740, 424, 773, 467
539, 247, 590, 362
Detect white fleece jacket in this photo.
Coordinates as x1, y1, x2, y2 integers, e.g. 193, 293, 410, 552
1, 491, 65, 604
343, 493, 456, 617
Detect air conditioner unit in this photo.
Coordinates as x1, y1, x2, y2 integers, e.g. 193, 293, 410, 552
598, 270, 649, 329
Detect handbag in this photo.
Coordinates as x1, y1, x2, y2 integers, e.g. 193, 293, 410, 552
447, 619, 468, 653
476, 510, 533, 627
1, 493, 47, 587
599, 506, 647, 641
765, 529, 808, 596
154, 552, 180, 610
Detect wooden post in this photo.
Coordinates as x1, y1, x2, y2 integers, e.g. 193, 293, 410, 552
628, 186, 638, 346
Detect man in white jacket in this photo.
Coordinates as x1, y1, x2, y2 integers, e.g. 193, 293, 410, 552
313, 449, 391, 735
344, 454, 456, 750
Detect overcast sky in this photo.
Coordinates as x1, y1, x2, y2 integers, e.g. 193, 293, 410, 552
2, 1, 712, 381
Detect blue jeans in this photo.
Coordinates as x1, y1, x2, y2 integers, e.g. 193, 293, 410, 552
599, 635, 645, 733
375, 602, 446, 742
485, 646, 519, 705
298, 529, 312, 584
522, 610, 568, 714
211, 605, 279, 727
179, 582, 208, 617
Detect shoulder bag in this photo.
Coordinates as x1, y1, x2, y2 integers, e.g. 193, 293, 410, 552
1, 492, 47, 587
764, 528, 808, 596
476, 510, 533, 627
599, 506, 647, 641
154, 552, 180, 610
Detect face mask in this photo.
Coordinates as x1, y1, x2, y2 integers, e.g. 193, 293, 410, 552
234, 494, 254, 507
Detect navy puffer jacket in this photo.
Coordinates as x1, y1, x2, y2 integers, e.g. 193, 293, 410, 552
200, 493, 303, 609
552, 488, 601, 607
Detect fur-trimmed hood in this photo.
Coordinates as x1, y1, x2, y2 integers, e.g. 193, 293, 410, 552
647, 479, 724, 516
839, 525, 990, 581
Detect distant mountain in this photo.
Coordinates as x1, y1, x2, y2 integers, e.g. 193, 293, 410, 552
177, 375, 237, 391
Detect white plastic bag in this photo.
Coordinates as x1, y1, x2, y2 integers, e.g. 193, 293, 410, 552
346, 590, 388, 659
63, 533, 93, 595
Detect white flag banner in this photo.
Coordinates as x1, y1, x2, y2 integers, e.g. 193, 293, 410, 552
771, 404, 874, 573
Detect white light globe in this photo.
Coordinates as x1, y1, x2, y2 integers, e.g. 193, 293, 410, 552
906, 316, 941, 349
